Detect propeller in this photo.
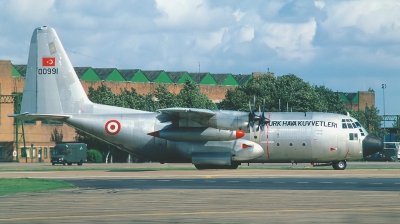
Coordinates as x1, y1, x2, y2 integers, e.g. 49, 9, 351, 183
248, 97, 270, 131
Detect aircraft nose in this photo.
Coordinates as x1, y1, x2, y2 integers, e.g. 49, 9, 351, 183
362, 134, 384, 157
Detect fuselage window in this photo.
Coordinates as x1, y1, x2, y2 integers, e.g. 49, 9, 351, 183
276, 143, 280, 146
349, 133, 358, 141
289, 143, 293, 146
302, 143, 306, 146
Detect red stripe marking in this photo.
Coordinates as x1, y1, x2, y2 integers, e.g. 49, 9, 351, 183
266, 113, 271, 160
344, 149, 350, 159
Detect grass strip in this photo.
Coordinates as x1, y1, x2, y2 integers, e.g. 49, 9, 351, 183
0, 178, 75, 196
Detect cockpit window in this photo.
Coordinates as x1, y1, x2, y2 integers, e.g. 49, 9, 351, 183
352, 123, 357, 128
347, 123, 353, 129
349, 133, 358, 141
342, 119, 346, 122
355, 122, 361, 127
342, 123, 347, 129
346, 119, 352, 122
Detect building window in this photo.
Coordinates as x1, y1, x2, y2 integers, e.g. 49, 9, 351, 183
44, 147, 48, 158
0, 147, 4, 159
38, 147, 42, 158
21, 147, 30, 158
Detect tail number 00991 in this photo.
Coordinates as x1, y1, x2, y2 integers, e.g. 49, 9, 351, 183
38, 68, 58, 74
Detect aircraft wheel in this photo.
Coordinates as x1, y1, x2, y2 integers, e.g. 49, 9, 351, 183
228, 163, 239, 169
332, 161, 346, 170
194, 164, 208, 170
194, 164, 239, 170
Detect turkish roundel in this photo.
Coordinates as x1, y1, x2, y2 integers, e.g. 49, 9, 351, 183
42, 57, 56, 66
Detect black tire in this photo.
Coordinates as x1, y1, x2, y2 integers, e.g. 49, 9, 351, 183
52, 162, 55, 166
332, 161, 347, 170
63, 161, 66, 166
194, 164, 239, 170
67, 162, 72, 166
77, 160, 83, 166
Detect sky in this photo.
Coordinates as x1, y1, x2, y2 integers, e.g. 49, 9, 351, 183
0, 0, 399, 116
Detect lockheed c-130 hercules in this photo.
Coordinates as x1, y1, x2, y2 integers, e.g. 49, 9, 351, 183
9, 26, 384, 170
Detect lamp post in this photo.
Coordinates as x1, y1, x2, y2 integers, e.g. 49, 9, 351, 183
382, 84, 386, 141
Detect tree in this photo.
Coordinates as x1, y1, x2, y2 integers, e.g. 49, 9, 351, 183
50, 128, 63, 143
350, 105, 384, 137
154, 84, 179, 109
313, 85, 347, 114
118, 88, 158, 111
176, 79, 217, 109
219, 75, 277, 111
392, 117, 400, 141
88, 84, 122, 106
275, 74, 321, 112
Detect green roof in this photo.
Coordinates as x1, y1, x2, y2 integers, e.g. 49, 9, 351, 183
79, 67, 101, 81
189, 73, 217, 85
339, 93, 349, 102
106, 69, 125, 82
92, 68, 115, 80
131, 70, 149, 82
166, 71, 194, 84
211, 73, 239, 86
10, 63, 252, 86
142, 70, 173, 83
12, 65, 25, 77
118, 69, 140, 81
233, 74, 252, 85
74, 67, 90, 79
351, 93, 359, 103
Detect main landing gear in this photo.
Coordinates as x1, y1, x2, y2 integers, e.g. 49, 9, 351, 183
332, 160, 347, 170
194, 163, 239, 170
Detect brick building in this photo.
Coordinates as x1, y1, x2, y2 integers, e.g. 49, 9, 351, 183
339, 91, 375, 111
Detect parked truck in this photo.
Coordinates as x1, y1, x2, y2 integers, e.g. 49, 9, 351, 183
51, 143, 87, 166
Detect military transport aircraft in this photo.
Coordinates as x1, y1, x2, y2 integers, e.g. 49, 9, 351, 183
9, 26, 384, 170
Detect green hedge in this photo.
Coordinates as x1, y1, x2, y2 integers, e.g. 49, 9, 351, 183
87, 149, 103, 163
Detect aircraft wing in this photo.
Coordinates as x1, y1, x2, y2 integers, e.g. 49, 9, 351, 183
158, 107, 216, 119
8, 113, 71, 121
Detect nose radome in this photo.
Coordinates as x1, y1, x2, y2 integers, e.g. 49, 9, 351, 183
362, 134, 384, 157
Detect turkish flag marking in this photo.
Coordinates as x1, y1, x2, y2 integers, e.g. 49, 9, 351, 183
42, 57, 56, 66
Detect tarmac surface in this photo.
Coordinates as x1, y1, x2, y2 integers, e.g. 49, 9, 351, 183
1, 162, 400, 223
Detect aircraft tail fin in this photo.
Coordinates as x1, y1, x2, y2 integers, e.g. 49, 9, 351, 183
20, 26, 92, 115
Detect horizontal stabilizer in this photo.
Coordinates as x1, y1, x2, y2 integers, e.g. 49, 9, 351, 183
8, 113, 71, 121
